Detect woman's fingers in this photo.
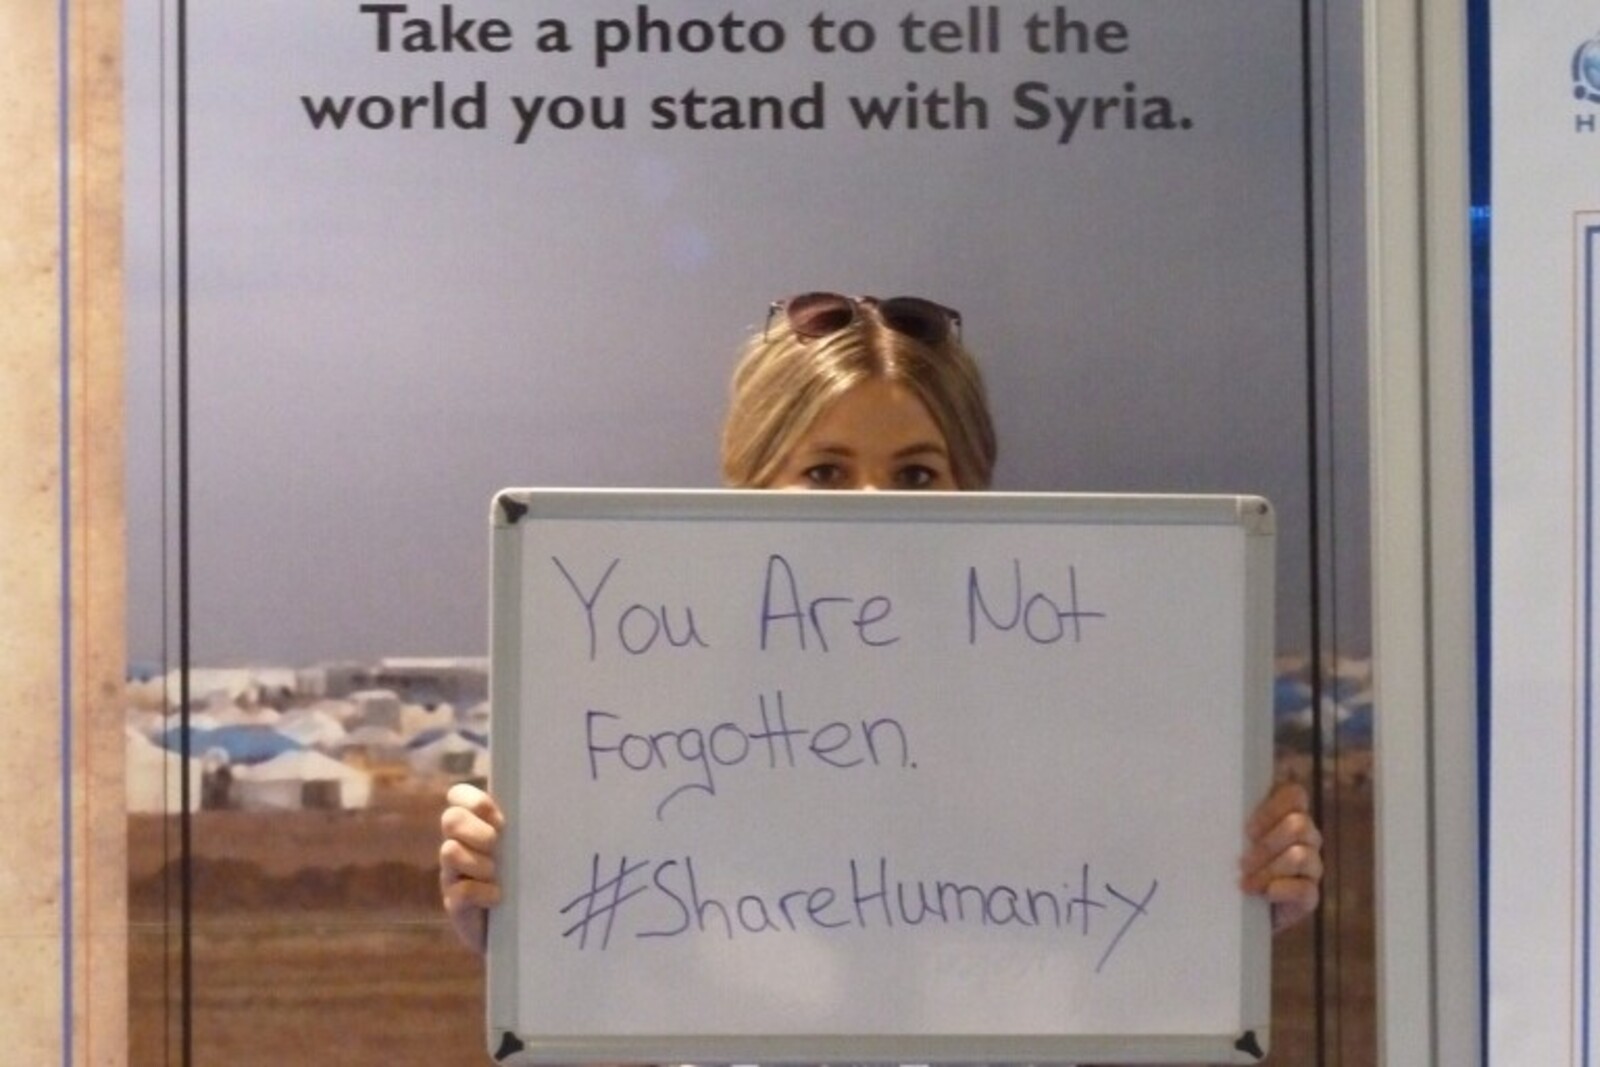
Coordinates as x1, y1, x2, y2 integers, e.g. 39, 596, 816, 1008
1244, 780, 1311, 840
445, 782, 505, 829
439, 837, 498, 885
441, 782, 505, 863
1238, 812, 1323, 888
1240, 840, 1324, 892
439, 783, 506, 954
1268, 879, 1321, 933
441, 877, 497, 953
442, 870, 502, 910
1239, 781, 1324, 934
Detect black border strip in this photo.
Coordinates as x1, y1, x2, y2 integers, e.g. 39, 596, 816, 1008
176, 0, 194, 1063
1298, 0, 1330, 1059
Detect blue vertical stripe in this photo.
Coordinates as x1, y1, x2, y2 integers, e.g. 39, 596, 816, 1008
1466, 1, 1490, 1061
1580, 225, 1593, 1067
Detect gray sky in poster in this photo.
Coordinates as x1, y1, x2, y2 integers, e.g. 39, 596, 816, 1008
125, 0, 1369, 667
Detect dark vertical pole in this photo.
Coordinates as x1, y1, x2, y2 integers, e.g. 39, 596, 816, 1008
1299, 0, 1330, 1060
175, 0, 194, 1063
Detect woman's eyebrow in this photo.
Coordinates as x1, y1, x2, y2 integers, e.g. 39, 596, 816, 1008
892, 442, 949, 459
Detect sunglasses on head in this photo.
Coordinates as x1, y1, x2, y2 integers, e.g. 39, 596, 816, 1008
765, 292, 962, 345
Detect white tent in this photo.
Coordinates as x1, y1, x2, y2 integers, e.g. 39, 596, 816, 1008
159, 667, 256, 709
276, 707, 348, 748
231, 750, 373, 812
456, 701, 490, 735
347, 689, 403, 731
179, 710, 222, 732
211, 704, 283, 727
407, 729, 488, 779
401, 701, 455, 740
336, 723, 408, 763
125, 726, 203, 815
159, 666, 300, 703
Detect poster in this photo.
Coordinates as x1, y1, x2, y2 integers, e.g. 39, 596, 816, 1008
122, 2, 1370, 1062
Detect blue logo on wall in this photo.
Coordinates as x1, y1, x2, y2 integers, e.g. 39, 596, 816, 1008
1575, 32, 1600, 103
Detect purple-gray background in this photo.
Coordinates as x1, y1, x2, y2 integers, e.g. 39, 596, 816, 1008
125, 0, 1368, 666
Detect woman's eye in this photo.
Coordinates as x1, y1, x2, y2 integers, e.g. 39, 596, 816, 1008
803, 463, 846, 487
895, 465, 941, 489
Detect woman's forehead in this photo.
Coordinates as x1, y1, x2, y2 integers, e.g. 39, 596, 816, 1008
794, 379, 947, 449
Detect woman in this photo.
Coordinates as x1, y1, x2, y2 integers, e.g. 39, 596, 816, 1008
440, 292, 1323, 954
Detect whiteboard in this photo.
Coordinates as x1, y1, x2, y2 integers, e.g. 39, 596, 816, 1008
486, 489, 1275, 1064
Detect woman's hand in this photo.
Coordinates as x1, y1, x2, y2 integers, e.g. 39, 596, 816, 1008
1238, 780, 1323, 933
439, 782, 506, 954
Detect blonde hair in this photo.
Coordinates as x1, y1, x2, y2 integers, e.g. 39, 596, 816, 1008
719, 300, 997, 489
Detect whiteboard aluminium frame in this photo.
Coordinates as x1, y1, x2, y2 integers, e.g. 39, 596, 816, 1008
485, 488, 1277, 1065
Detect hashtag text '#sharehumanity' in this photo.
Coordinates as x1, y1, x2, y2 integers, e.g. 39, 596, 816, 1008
557, 853, 1160, 973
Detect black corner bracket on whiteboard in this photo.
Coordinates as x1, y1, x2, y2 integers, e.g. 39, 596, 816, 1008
495, 1030, 527, 1062
497, 492, 530, 526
